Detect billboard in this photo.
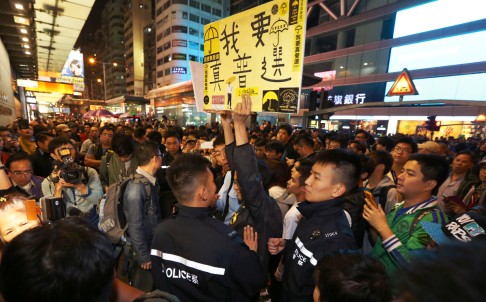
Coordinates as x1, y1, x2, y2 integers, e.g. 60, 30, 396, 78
203, 0, 307, 113
59, 49, 85, 92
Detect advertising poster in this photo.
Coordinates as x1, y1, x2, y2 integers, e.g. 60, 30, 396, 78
203, 0, 307, 113
59, 49, 85, 92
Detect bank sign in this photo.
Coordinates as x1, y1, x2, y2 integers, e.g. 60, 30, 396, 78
203, 0, 307, 113
327, 83, 386, 105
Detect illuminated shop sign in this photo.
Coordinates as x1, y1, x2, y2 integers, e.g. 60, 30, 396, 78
327, 83, 386, 105
172, 67, 187, 74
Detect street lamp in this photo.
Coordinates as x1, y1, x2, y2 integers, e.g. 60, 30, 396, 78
88, 57, 118, 101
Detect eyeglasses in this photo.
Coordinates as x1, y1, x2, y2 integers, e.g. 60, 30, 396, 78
102, 133, 113, 138
11, 170, 32, 176
394, 146, 412, 154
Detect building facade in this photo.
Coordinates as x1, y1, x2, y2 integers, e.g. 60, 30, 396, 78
302, 0, 486, 138
100, 0, 126, 100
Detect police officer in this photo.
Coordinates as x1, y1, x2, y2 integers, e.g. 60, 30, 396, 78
151, 153, 265, 301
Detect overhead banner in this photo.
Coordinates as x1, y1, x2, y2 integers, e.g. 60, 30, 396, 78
203, 0, 307, 113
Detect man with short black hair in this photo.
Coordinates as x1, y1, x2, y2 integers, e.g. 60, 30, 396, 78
293, 134, 315, 160
1, 153, 44, 200
268, 149, 360, 301
364, 150, 398, 213
151, 152, 266, 301
85, 125, 114, 170
266, 140, 285, 161
41, 137, 103, 215
99, 133, 138, 189
388, 137, 418, 184
123, 141, 162, 291
364, 154, 449, 276
17, 119, 36, 155
158, 129, 182, 218
276, 124, 299, 162
31, 132, 54, 177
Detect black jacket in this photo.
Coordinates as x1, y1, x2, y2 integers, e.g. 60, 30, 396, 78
282, 199, 357, 302
31, 148, 53, 178
151, 205, 266, 302
226, 143, 283, 272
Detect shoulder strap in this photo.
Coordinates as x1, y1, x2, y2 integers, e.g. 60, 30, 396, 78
222, 170, 234, 220
132, 173, 152, 201
409, 208, 434, 237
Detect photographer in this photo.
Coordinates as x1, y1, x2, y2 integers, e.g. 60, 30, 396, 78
41, 137, 103, 217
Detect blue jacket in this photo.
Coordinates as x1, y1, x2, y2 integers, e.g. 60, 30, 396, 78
123, 172, 161, 263
282, 199, 357, 302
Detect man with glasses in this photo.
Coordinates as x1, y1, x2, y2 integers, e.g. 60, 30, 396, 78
1, 153, 44, 201
85, 125, 115, 170
123, 141, 162, 291
388, 137, 418, 185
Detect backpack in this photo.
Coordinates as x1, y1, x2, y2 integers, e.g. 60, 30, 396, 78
98, 173, 151, 244
373, 184, 396, 209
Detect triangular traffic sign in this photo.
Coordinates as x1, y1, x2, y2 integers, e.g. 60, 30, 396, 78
386, 68, 418, 96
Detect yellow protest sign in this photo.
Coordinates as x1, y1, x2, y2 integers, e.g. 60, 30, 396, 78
203, 0, 307, 113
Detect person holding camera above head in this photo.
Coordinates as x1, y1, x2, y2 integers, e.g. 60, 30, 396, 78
41, 137, 103, 219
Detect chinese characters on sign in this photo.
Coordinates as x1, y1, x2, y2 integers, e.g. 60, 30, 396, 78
326, 82, 387, 106
172, 67, 187, 74
203, 0, 307, 113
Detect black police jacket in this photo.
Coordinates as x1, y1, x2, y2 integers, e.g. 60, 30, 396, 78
150, 205, 266, 302
281, 199, 357, 302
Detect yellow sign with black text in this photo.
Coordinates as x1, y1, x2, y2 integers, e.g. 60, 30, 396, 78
203, 0, 307, 113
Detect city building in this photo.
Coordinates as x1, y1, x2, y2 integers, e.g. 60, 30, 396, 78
100, 0, 126, 100
144, 0, 229, 125
302, 0, 486, 138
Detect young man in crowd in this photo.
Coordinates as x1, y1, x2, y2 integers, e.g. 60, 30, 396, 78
364, 150, 399, 213
268, 148, 360, 301
363, 154, 449, 276
276, 124, 299, 162
31, 131, 54, 177
151, 152, 266, 301
85, 125, 115, 170
41, 137, 103, 216
388, 137, 417, 184
99, 133, 138, 190
123, 141, 162, 291
17, 119, 36, 155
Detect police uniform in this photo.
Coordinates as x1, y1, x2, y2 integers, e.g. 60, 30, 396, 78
282, 199, 357, 302
150, 204, 266, 302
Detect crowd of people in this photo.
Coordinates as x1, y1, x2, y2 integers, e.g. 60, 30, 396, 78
0, 98, 485, 302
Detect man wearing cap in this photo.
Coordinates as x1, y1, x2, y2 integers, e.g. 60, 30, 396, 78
418, 141, 440, 155
18, 119, 36, 155
68, 122, 82, 144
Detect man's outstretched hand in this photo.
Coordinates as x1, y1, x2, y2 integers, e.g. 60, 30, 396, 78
233, 94, 251, 125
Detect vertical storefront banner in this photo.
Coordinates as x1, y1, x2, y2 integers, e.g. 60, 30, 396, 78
203, 0, 307, 113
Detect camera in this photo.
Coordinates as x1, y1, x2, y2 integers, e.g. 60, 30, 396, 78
40, 197, 66, 222
52, 147, 84, 184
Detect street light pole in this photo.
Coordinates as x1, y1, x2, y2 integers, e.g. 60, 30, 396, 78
103, 63, 106, 102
